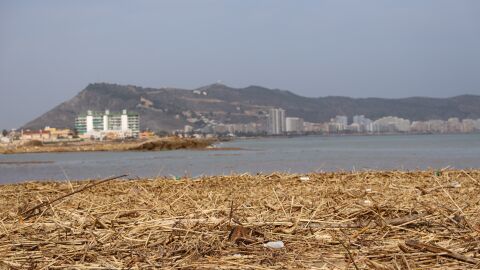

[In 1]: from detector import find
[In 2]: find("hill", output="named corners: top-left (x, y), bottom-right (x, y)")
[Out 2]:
top-left (22, 83), bottom-right (480, 131)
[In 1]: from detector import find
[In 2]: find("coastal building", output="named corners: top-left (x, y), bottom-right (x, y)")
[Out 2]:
top-left (268, 108), bottom-right (286, 135)
top-left (303, 122), bottom-right (327, 133)
top-left (461, 119), bottom-right (476, 133)
top-left (184, 125), bottom-right (194, 133)
top-left (474, 119), bottom-right (480, 131)
top-left (20, 130), bottom-right (51, 141)
top-left (411, 121), bottom-right (429, 133)
top-left (426, 120), bottom-right (447, 133)
top-left (0, 136), bottom-right (10, 144)
top-left (209, 122), bottom-right (264, 135)
top-left (285, 117), bottom-right (304, 133)
top-left (348, 123), bottom-right (361, 133)
top-left (373, 116), bottom-right (410, 133)
top-left (333, 115), bottom-right (348, 126)
top-left (75, 109), bottom-right (139, 139)
top-left (330, 115), bottom-right (348, 131)
top-left (446, 118), bottom-right (462, 133)
top-left (352, 115), bottom-right (373, 132)
top-left (44, 127), bottom-right (73, 139)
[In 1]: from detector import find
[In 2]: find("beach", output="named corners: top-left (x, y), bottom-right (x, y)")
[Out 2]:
top-left (1, 170), bottom-right (479, 269)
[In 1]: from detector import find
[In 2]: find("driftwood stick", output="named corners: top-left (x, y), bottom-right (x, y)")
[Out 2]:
top-left (405, 239), bottom-right (478, 265)
top-left (336, 230), bottom-right (360, 270)
top-left (22, 174), bottom-right (128, 219)
top-left (365, 259), bottom-right (394, 270)
top-left (382, 213), bottom-right (429, 226)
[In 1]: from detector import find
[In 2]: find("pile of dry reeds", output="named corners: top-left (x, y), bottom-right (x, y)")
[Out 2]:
top-left (1, 170), bottom-right (479, 269)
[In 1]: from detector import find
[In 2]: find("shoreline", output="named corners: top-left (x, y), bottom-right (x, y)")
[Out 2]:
top-left (2, 133), bottom-right (477, 154)
top-left (1, 169), bottom-right (479, 268)
top-left (0, 137), bottom-right (215, 155)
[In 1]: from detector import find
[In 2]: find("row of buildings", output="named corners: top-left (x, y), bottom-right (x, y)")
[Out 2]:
top-left (184, 107), bottom-right (480, 136)
top-left (3, 108), bottom-right (480, 143)
top-left (269, 109), bottom-right (480, 135)
top-left (0, 127), bottom-right (75, 143)
top-left (316, 116), bottom-right (480, 134)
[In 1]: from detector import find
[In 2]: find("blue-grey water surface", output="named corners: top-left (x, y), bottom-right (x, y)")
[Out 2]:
top-left (1, 134), bottom-right (479, 183)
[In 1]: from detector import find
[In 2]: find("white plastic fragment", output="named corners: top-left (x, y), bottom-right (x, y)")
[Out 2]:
top-left (363, 199), bottom-right (372, 206)
top-left (300, 176), bottom-right (310, 181)
top-left (365, 188), bottom-right (372, 193)
top-left (450, 181), bottom-right (461, 188)
top-left (263, 241), bottom-right (285, 249)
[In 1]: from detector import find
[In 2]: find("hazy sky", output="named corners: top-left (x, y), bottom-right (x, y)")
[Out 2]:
top-left (1, 1), bottom-right (480, 128)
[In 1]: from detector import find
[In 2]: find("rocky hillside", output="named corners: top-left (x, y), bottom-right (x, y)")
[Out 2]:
top-left (23, 83), bottom-right (480, 131)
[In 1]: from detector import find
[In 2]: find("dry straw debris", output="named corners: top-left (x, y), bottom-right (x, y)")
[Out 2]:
top-left (0, 170), bottom-right (479, 269)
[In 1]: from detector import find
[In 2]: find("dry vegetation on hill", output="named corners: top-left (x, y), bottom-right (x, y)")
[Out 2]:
top-left (1, 170), bottom-right (479, 269)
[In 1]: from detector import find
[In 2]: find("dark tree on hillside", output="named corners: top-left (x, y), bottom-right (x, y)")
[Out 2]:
top-left (2, 129), bottom-right (7, 137)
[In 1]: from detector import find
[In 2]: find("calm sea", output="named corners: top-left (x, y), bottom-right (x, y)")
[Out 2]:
top-left (1, 134), bottom-right (479, 183)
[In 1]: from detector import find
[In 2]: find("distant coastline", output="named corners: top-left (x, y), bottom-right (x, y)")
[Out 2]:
top-left (0, 137), bottom-right (215, 155)
top-left (233, 131), bottom-right (480, 140)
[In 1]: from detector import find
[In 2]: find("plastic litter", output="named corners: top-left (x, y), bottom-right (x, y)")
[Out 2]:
top-left (263, 241), bottom-right (285, 249)
top-left (450, 181), bottom-right (461, 188)
top-left (363, 199), bottom-right (372, 206)
top-left (299, 176), bottom-right (310, 181)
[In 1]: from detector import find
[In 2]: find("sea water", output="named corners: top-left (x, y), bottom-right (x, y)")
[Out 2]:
top-left (1, 134), bottom-right (479, 183)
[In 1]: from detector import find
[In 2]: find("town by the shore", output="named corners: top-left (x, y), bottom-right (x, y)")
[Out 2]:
top-left (2, 107), bottom-right (480, 156)
top-left (1, 170), bottom-right (479, 269)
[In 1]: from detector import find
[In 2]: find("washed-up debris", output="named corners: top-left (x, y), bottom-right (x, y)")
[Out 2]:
top-left (405, 239), bottom-right (478, 265)
top-left (0, 170), bottom-right (479, 269)
top-left (299, 176), bottom-right (310, 181)
top-left (228, 225), bottom-right (263, 244)
top-left (263, 241), bottom-right (285, 249)
top-left (450, 181), bottom-right (461, 188)
top-left (362, 199), bottom-right (373, 206)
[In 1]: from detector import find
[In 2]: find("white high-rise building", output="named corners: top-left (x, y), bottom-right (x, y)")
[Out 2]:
top-left (353, 115), bottom-right (373, 132)
top-left (268, 108), bottom-right (286, 135)
top-left (285, 117), bottom-right (304, 133)
top-left (330, 115), bottom-right (348, 131)
top-left (75, 109), bottom-right (139, 138)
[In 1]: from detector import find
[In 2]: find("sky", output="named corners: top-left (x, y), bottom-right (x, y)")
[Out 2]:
top-left (1, 1), bottom-right (480, 129)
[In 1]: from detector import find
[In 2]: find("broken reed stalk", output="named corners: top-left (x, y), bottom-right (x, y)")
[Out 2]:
top-left (337, 230), bottom-right (360, 270)
top-left (21, 174), bottom-right (128, 219)
top-left (405, 239), bottom-right (479, 265)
